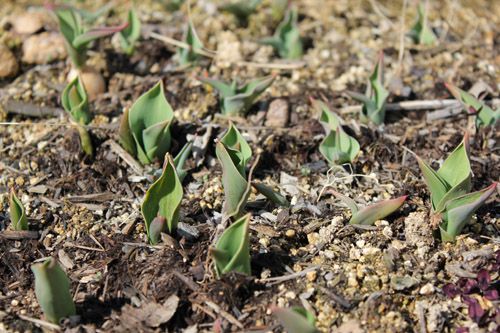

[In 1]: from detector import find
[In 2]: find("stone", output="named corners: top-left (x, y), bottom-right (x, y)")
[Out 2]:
top-left (0, 45), bottom-right (18, 78)
top-left (265, 99), bottom-right (289, 128)
top-left (22, 32), bottom-right (67, 64)
top-left (11, 12), bottom-right (47, 35)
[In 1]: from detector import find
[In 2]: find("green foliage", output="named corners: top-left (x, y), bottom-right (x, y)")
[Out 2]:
top-left (61, 77), bottom-right (93, 156)
top-left (210, 214), bottom-right (251, 276)
top-left (251, 182), bottom-right (290, 207)
top-left (220, 0), bottom-right (261, 25)
top-left (216, 124), bottom-right (253, 219)
top-left (31, 258), bottom-right (76, 324)
top-left (178, 20), bottom-right (203, 65)
top-left (313, 99), bottom-right (360, 165)
top-left (416, 134), bottom-right (497, 241)
top-left (260, 8), bottom-right (303, 60)
top-left (271, 0), bottom-right (288, 21)
top-left (445, 83), bottom-right (499, 128)
top-left (332, 191), bottom-right (407, 226)
top-left (408, 2), bottom-right (437, 45)
top-left (141, 154), bottom-right (183, 244)
top-left (52, 6), bottom-right (127, 68)
top-left (198, 75), bottom-right (275, 116)
top-left (348, 53), bottom-right (389, 125)
top-left (119, 9), bottom-right (141, 56)
top-left (272, 306), bottom-right (319, 333)
top-left (9, 190), bottom-right (28, 231)
top-left (173, 142), bottom-right (193, 182)
top-left (119, 80), bottom-right (175, 165)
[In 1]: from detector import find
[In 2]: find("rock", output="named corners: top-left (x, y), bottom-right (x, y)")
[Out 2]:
top-left (0, 45), bottom-right (18, 78)
top-left (404, 211), bottom-right (434, 251)
top-left (215, 31), bottom-right (242, 68)
top-left (265, 99), bottom-right (289, 128)
top-left (390, 275), bottom-right (419, 291)
top-left (11, 12), bottom-right (47, 35)
top-left (22, 32), bottom-right (67, 64)
top-left (419, 283), bottom-right (435, 295)
top-left (68, 67), bottom-right (106, 101)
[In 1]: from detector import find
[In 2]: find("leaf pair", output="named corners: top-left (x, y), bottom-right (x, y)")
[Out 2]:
top-left (313, 99), bottom-right (360, 165)
top-left (31, 258), bottom-right (76, 324)
top-left (119, 80), bottom-right (175, 165)
top-left (347, 53), bottom-right (389, 125)
top-left (220, 0), bottom-right (261, 25)
top-left (416, 134), bottom-right (498, 241)
top-left (331, 191), bottom-right (407, 226)
top-left (445, 83), bottom-right (499, 128)
top-left (260, 8), bottom-right (303, 60)
top-left (119, 9), bottom-right (141, 56)
top-left (178, 20), bottom-right (204, 65)
top-left (408, 2), bottom-right (437, 45)
top-left (142, 154), bottom-right (183, 244)
top-left (199, 75), bottom-right (275, 116)
top-left (52, 6), bottom-right (127, 68)
top-left (272, 306), bottom-right (319, 333)
top-left (61, 77), bottom-right (94, 156)
top-left (210, 214), bottom-right (251, 276)
top-left (9, 190), bottom-right (28, 231)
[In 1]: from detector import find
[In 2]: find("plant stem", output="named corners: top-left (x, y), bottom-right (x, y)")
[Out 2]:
top-left (75, 123), bottom-right (93, 156)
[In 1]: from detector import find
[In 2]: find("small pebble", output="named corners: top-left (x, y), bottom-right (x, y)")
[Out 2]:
top-left (306, 270), bottom-right (317, 282)
top-left (419, 283), bottom-right (435, 295)
top-left (285, 229), bottom-right (296, 238)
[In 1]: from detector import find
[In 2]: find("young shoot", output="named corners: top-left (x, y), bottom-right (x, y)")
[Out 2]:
top-left (408, 2), bottom-right (437, 45)
top-left (271, 306), bottom-right (319, 333)
top-left (119, 8), bottom-right (141, 56)
top-left (119, 80), bottom-right (175, 165)
top-left (220, 0), bottom-right (261, 25)
top-left (198, 75), bottom-right (275, 116)
top-left (445, 83), bottom-right (499, 128)
top-left (142, 154), bottom-right (183, 245)
top-left (9, 190), bottom-right (28, 231)
top-left (331, 191), bottom-right (407, 226)
top-left (347, 53), bottom-right (389, 125)
top-left (260, 8), bottom-right (303, 60)
top-left (31, 258), bottom-right (76, 324)
top-left (210, 214), bottom-right (251, 276)
top-left (178, 20), bottom-right (204, 65)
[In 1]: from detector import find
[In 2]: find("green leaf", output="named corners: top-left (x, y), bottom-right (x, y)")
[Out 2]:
top-left (252, 182), bottom-right (290, 207)
top-left (319, 126), bottom-right (360, 165)
top-left (408, 2), bottom-right (437, 45)
top-left (220, 0), bottom-right (261, 23)
top-left (416, 156), bottom-right (450, 210)
top-left (119, 9), bottom-right (141, 55)
top-left (127, 80), bottom-right (174, 165)
top-left (178, 20), bottom-right (204, 65)
top-left (220, 124), bottom-right (252, 175)
top-left (197, 76), bottom-right (237, 99)
top-left (61, 76), bottom-right (91, 125)
top-left (173, 142), bottom-right (193, 182)
top-left (210, 214), bottom-right (251, 276)
top-left (118, 107), bottom-right (137, 157)
top-left (141, 154), bottom-right (183, 244)
top-left (445, 83), bottom-right (499, 128)
top-left (350, 196), bottom-right (407, 225)
top-left (330, 190), bottom-right (359, 215)
top-left (311, 98), bottom-right (340, 129)
top-left (440, 182), bottom-right (497, 242)
top-left (260, 8), bottom-right (303, 60)
top-left (272, 306), bottom-right (319, 333)
top-left (72, 22), bottom-right (128, 49)
top-left (222, 75), bottom-right (275, 115)
top-left (54, 8), bottom-right (84, 46)
top-left (9, 190), bottom-right (28, 231)
top-left (31, 258), bottom-right (76, 324)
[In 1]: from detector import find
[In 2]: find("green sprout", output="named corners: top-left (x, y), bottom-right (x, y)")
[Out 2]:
top-left (312, 99), bottom-right (360, 165)
top-left (272, 306), bottom-right (319, 333)
top-left (415, 133), bottom-right (498, 242)
top-left (198, 75), bottom-right (275, 116)
top-left (178, 20), bottom-right (203, 66)
top-left (347, 53), bottom-right (389, 125)
top-left (173, 142), bottom-right (193, 182)
top-left (31, 258), bottom-right (76, 324)
top-left (50, 5), bottom-right (127, 68)
top-left (220, 0), bottom-right (261, 25)
top-left (142, 153), bottom-right (183, 245)
top-left (119, 9), bottom-right (141, 56)
top-left (260, 8), bottom-right (303, 60)
top-left (331, 191), bottom-right (407, 226)
top-left (210, 214), bottom-right (251, 276)
top-left (9, 190), bottom-right (28, 231)
top-left (61, 76), bottom-right (94, 156)
top-left (119, 80), bottom-right (175, 165)
top-left (271, 0), bottom-right (288, 22)
top-left (445, 83), bottom-right (499, 128)
top-left (408, 2), bottom-right (437, 45)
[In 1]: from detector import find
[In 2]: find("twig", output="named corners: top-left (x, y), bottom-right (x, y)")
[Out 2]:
top-left (104, 139), bottom-right (144, 175)
top-left (258, 265), bottom-right (320, 285)
top-left (18, 314), bottom-right (61, 331)
top-left (1, 100), bottom-right (63, 118)
top-left (340, 99), bottom-right (461, 114)
top-left (204, 300), bottom-right (244, 329)
top-left (319, 286), bottom-right (352, 309)
top-left (172, 271), bottom-right (199, 291)
top-left (0, 230), bottom-right (39, 240)
top-left (148, 32), bottom-right (216, 58)
top-left (396, 0), bottom-right (408, 76)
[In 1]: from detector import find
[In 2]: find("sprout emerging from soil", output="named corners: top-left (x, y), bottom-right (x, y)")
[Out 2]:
top-left (9, 190), bottom-right (28, 231)
top-left (210, 214), bottom-right (251, 276)
top-left (445, 83), bottom-right (499, 128)
top-left (312, 98), bottom-right (360, 165)
top-left (173, 142), bottom-right (193, 182)
top-left (178, 20), bottom-right (204, 65)
top-left (31, 258), bottom-right (76, 324)
top-left (220, 0), bottom-right (261, 25)
top-left (198, 75), bottom-right (275, 116)
top-left (331, 191), bottom-right (407, 226)
top-left (415, 133), bottom-right (498, 242)
top-left (61, 76), bottom-right (94, 156)
top-left (119, 80), bottom-right (175, 165)
top-left (347, 52), bottom-right (389, 125)
top-left (260, 8), bottom-right (303, 60)
top-left (119, 9), bottom-right (141, 56)
top-left (271, 306), bottom-right (319, 333)
top-left (142, 154), bottom-right (183, 244)
top-left (408, 2), bottom-right (437, 45)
